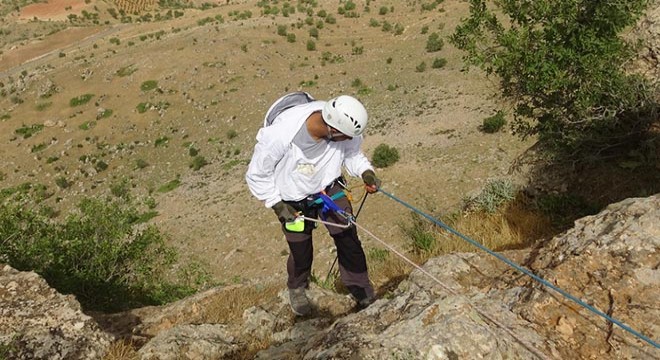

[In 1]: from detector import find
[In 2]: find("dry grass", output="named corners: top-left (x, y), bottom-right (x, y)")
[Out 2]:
top-left (103, 339), bottom-right (139, 360)
top-left (368, 197), bottom-right (553, 296)
top-left (199, 283), bottom-right (281, 325)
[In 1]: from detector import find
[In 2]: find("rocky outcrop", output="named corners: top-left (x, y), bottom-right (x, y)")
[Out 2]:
top-left (254, 194), bottom-right (659, 359)
top-left (2, 194), bottom-right (657, 359)
top-left (0, 265), bottom-right (112, 360)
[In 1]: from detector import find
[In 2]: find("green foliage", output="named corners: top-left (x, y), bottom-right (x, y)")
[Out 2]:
top-left (154, 136), bottom-right (169, 147)
top-left (401, 213), bottom-right (437, 254)
top-left (15, 124), bottom-right (44, 139)
top-left (415, 62), bottom-right (427, 72)
top-left (0, 197), bottom-right (208, 311)
top-left (372, 143), bottom-right (400, 168)
top-left (463, 179), bottom-right (516, 213)
top-left (158, 178), bottom-right (181, 193)
top-left (55, 177), bottom-right (69, 189)
top-left (226, 129), bottom-right (238, 139)
top-left (276, 24), bottom-right (287, 36)
top-left (431, 57), bottom-right (447, 69)
top-left (425, 32), bottom-right (444, 52)
top-left (286, 33), bottom-right (296, 43)
top-left (189, 155), bottom-right (208, 171)
top-left (140, 80), bottom-right (159, 91)
top-left (35, 102), bottom-right (52, 111)
top-left (69, 94), bottom-right (94, 107)
top-left (450, 0), bottom-right (658, 161)
top-left (135, 158), bottom-right (149, 169)
top-left (306, 40), bottom-right (316, 51)
top-left (481, 111), bottom-right (507, 133)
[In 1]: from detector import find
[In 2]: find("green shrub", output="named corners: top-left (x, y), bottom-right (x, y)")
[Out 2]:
top-left (415, 62), bottom-right (427, 72)
top-left (135, 159), bottom-right (149, 169)
top-left (140, 80), bottom-right (158, 91)
top-left (463, 179), bottom-right (516, 213)
top-left (15, 124), bottom-right (44, 139)
top-left (286, 33), bottom-right (296, 43)
top-left (401, 213), bottom-right (437, 254)
top-left (190, 155), bottom-right (208, 171)
top-left (276, 24), bottom-right (287, 36)
top-left (426, 32), bottom-right (444, 52)
top-left (0, 197), bottom-right (208, 311)
top-left (309, 27), bottom-right (319, 38)
top-left (226, 129), bottom-right (238, 139)
top-left (69, 94), bottom-right (94, 107)
top-left (158, 178), bottom-right (181, 193)
top-left (154, 136), bottom-right (169, 147)
top-left (481, 111), bottom-right (507, 133)
top-left (55, 177), bottom-right (69, 189)
top-left (450, 0), bottom-right (657, 160)
top-left (372, 143), bottom-right (400, 168)
top-left (136, 102), bottom-right (150, 113)
top-left (306, 40), bottom-right (316, 51)
top-left (432, 57), bottom-right (447, 69)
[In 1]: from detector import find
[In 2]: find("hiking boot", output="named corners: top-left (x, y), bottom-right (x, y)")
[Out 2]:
top-left (356, 296), bottom-right (375, 310)
top-left (288, 287), bottom-right (311, 316)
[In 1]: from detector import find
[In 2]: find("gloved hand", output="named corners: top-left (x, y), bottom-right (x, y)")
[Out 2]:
top-left (361, 170), bottom-right (381, 194)
top-left (272, 201), bottom-right (299, 223)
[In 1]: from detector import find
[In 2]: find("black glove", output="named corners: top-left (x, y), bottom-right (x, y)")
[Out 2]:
top-left (272, 201), bottom-right (298, 223)
top-left (361, 170), bottom-right (381, 192)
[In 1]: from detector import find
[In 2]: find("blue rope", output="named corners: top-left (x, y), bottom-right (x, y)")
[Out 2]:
top-left (378, 188), bottom-right (660, 349)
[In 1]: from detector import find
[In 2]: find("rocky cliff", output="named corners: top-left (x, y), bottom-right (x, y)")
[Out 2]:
top-left (1, 194), bottom-right (658, 359)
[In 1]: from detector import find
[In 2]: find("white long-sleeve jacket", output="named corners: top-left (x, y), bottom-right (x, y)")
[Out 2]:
top-left (245, 100), bottom-right (373, 208)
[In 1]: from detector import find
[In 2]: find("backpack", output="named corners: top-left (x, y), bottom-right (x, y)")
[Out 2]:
top-left (263, 92), bottom-right (315, 127)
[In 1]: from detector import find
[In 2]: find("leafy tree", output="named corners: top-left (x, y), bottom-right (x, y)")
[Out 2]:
top-left (450, 0), bottom-right (657, 161)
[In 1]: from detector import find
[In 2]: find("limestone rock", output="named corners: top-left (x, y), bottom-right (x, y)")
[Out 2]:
top-left (0, 265), bottom-right (112, 360)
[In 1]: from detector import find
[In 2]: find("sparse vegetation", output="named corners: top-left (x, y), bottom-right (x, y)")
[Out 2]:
top-left (69, 94), bottom-right (94, 107)
top-left (426, 32), bottom-right (444, 52)
top-left (140, 80), bottom-right (158, 91)
top-left (372, 143), bottom-right (400, 168)
top-left (15, 124), bottom-right (44, 139)
top-left (481, 111), bottom-right (507, 133)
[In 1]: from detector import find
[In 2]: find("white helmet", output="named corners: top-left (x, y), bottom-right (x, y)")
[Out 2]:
top-left (322, 95), bottom-right (368, 137)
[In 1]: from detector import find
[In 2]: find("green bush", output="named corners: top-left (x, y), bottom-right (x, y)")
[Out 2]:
top-left (190, 155), bottom-right (209, 171)
top-left (431, 57), bottom-right (447, 69)
top-left (306, 40), bottom-right (316, 51)
top-left (463, 179), bottom-right (516, 213)
top-left (481, 111), bottom-right (507, 133)
top-left (372, 143), bottom-right (400, 168)
top-left (0, 197), bottom-right (208, 311)
top-left (140, 80), bottom-right (158, 91)
top-left (450, 0), bottom-right (657, 161)
top-left (69, 94), bottom-right (94, 107)
top-left (425, 32), bottom-right (444, 52)
top-left (401, 213), bottom-right (437, 254)
top-left (15, 124), bottom-right (44, 139)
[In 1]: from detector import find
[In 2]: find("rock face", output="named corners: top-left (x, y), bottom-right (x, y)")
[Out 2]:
top-left (0, 265), bottom-right (112, 360)
top-left (255, 194), bottom-right (659, 359)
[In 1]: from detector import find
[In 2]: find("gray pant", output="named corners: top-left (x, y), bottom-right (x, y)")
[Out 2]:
top-left (281, 181), bottom-right (374, 301)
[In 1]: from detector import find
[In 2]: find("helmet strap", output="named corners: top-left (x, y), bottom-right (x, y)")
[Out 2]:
top-left (326, 124), bottom-right (336, 140)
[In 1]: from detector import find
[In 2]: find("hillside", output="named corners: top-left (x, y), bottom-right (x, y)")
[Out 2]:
top-left (1, 0), bottom-right (536, 285)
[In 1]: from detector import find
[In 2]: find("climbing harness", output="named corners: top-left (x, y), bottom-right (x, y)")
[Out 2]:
top-left (297, 187), bottom-right (660, 352)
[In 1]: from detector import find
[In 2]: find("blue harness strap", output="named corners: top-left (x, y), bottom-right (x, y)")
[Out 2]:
top-left (313, 192), bottom-right (347, 220)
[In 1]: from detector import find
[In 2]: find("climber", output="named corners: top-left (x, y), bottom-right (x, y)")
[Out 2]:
top-left (245, 94), bottom-right (381, 316)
